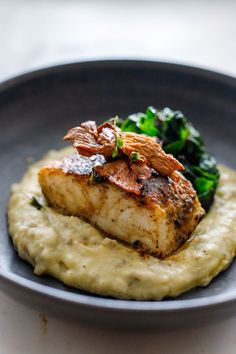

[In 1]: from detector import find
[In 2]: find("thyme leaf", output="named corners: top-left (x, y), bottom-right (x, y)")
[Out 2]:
top-left (30, 196), bottom-right (43, 210)
top-left (89, 167), bottom-right (103, 184)
top-left (111, 115), bottom-right (123, 158)
top-left (130, 151), bottom-right (140, 162)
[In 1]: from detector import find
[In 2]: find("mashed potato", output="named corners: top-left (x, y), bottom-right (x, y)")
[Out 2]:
top-left (7, 147), bottom-right (236, 300)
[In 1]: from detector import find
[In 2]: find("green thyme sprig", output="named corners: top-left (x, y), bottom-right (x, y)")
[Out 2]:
top-left (89, 167), bottom-right (103, 184)
top-left (130, 151), bottom-right (140, 163)
top-left (111, 116), bottom-right (123, 158)
top-left (30, 196), bottom-right (43, 210)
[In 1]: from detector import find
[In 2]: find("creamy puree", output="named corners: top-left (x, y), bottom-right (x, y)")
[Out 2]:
top-left (8, 147), bottom-right (236, 300)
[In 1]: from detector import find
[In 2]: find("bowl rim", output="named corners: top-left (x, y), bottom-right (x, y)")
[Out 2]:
top-left (1, 268), bottom-right (236, 312)
top-left (1, 59), bottom-right (236, 313)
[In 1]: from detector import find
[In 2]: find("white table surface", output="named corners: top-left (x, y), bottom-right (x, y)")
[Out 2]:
top-left (1, 1), bottom-right (236, 353)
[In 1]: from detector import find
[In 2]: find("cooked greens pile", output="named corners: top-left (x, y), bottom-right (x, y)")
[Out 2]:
top-left (120, 106), bottom-right (219, 210)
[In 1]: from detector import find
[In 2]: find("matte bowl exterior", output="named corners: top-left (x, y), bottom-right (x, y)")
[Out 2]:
top-left (0, 60), bottom-right (236, 330)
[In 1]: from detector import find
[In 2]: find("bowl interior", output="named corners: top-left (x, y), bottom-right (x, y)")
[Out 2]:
top-left (1, 60), bottom-right (236, 307)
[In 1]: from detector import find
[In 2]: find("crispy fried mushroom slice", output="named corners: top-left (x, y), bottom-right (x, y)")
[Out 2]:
top-left (95, 160), bottom-right (142, 195)
top-left (122, 133), bottom-right (184, 176)
top-left (64, 121), bottom-right (116, 157)
top-left (64, 120), bottom-right (184, 178)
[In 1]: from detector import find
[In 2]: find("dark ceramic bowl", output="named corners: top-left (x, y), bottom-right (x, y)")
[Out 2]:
top-left (0, 60), bottom-right (236, 330)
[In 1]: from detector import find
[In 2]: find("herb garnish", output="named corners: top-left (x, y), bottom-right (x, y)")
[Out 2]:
top-left (30, 196), bottom-right (43, 210)
top-left (111, 116), bottom-right (123, 158)
top-left (119, 106), bottom-right (220, 210)
top-left (89, 167), bottom-right (104, 184)
top-left (130, 151), bottom-right (140, 162)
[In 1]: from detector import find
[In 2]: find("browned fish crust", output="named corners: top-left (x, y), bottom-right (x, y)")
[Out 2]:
top-left (51, 154), bottom-right (197, 207)
top-left (39, 153), bottom-right (204, 258)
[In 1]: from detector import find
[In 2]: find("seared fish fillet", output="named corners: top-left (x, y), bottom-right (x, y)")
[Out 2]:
top-left (39, 154), bottom-right (204, 258)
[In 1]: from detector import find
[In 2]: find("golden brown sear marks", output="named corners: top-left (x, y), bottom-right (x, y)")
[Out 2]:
top-left (47, 153), bottom-right (196, 208)
top-left (56, 153), bottom-right (106, 176)
top-left (49, 153), bottom-right (149, 195)
top-left (142, 173), bottom-right (196, 207)
top-left (43, 153), bottom-right (202, 213)
top-left (39, 155), bottom-right (204, 258)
